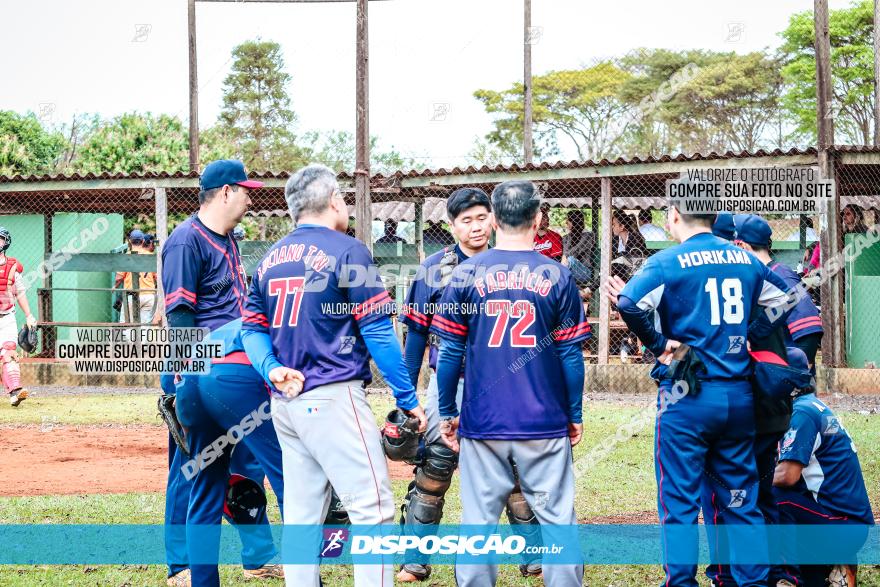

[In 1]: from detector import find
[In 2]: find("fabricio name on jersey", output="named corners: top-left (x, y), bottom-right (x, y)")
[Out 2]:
top-left (677, 249), bottom-right (753, 269)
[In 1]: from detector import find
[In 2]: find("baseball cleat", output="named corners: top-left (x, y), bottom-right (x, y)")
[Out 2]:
top-left (243, 563), bottom-right (284, 580)
top-left (9, 389), bottom-right (27, 407)
top-left (396, 563), bottom-right (431, 581)
top-left (519, 562), bottom-right (543, 577)
top-left (166, 569), bottom-right (191, 586)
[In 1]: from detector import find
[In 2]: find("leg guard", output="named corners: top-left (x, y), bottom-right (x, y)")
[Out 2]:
top-left (1, 342), bottom-right (21, 393)
top-left (324, 489), bottom-right (351, 525)
top-left (399, 443), bottom-right (458, 580)
top-left (506, 484), bottom-right (544, 576)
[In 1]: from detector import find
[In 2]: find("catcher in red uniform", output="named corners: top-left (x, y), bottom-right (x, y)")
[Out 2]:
top-left (0, 227), bottom-right (37, 406)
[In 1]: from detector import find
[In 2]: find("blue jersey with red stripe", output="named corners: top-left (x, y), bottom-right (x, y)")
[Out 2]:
top-left (400, 244), bottom-right (469, 370)
top-left (161, 214), bottom-right (249, 355)
top-left (242, 225), bottom-right (394, 393)
top-left (769, 261), bottom-right (823, 342)
top-left (778, 394), bottom-right (874, 524)
top-left (431, 249), bottom-right (590, 439)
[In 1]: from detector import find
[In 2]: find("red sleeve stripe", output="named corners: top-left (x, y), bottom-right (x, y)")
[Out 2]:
top-left (242, 310), bottom-right (269, 326)
top-left (405, 306), bottom-right (429, 320)
top-left (789, 315), bottom-right (822, 328)
top-left (554, 322), bottom-right (590, 337)
top-left (553, 323), bottom-right (591, 341)
top-left (789, 317), bottom-right (823, 334)
top-left (432, 320), bottom-right (468, 336)
top-left (401, 307), bottom-right (430, 327)
top-left (353, 291), bottom-right (393, 320)
top-left (165, 287), bottom-right (197, 305)
top-left (432, 315), bottom-right (468, 335)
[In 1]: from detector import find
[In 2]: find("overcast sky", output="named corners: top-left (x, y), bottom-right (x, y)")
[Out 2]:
top-left (3, 0), bottom-right (854, 169)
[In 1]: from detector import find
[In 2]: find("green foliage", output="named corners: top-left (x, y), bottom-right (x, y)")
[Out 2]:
top-left (0, 110), bottom-right (65, 176)
top-left (74, 112), bottom-right (188, 174)
top-left (780, 0), bottom-right (875, 144)
top-left (302, 130), bottom-right (414, 175)
top-left (217, 40), bottom-right (309, 172)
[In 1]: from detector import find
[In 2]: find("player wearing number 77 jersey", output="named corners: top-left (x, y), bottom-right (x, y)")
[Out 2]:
top-left (611, 204), bottom-right (793, 587)
top-left (241, 164), bottom-right (426, 587)
top-left (432, 180), bottom-right (589, 587)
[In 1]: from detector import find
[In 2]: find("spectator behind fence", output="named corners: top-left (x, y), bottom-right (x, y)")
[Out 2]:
top-left (561, 209), bottom-right (595, 287)
top-left (376, 219), bottom-right (405, 244)
top-left (842, 204), bottom-right (868, 234)
top-left (533, 203), bottom-right (564, 261)
top-left (114, 229), bottom-right (159, 324)
top-left (611, 210), bottom-right (647, 262)
top-left (423, 220), bottom-right (456, 246)
top-left (637, 209), bottom-right (666, 241)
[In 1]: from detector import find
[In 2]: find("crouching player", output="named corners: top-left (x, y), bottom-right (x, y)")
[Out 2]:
top-left (773, 349), bottom-right (875, 587)
top-left (396, 188), bottom-right (543, 581)
top-left (0, 227), bottom-right (36, 407)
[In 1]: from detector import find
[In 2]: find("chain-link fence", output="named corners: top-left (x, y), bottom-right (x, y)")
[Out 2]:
top-left (3, 148), bottom-right (880, 393)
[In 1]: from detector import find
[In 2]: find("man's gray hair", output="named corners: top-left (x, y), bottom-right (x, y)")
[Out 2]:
top-left (491, 180), bottom-right (541, 231)
top-left (285, 164), bottom-right (339, 222)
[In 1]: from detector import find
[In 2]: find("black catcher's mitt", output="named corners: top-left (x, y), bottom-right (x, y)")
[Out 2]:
top-left (158, 394), bottom-right (190, 456)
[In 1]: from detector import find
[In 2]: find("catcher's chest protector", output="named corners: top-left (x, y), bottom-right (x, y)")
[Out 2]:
top-left (0, 258), bottom-right (21, 313)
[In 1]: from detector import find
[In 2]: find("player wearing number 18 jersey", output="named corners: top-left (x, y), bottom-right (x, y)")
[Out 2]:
top-left (615, 205), bottom-right (792, 587)
top-left (432, 181), bottom-right (588, 587)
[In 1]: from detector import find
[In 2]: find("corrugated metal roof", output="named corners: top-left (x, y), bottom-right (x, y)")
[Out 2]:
top-left (0, 146), bottom-right (827, 184)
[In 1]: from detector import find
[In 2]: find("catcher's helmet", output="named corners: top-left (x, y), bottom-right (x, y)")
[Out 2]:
top-left (223, 474), bottom-right (267, 525)
top-left (382, 409), bottom-right (421, 462)
top-left (0, 227), bottom-right (10, 253)
top-left (18, 325), bottom-right (37, 354)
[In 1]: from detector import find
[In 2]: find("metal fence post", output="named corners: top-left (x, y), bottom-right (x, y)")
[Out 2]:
top-left (598, 177), bottom-right (612, 364)
top-left (155, 187), bottom-right (168, 326)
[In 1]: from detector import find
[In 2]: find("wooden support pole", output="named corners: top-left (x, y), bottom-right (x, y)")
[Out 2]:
top-left (875, 0), bottom-right (880, 145)
top-left (597, 178), bottom-right (612, 364)
top-left (815, 0), bottom-right (845, 366)
top-left (155, 187), bottom-right (169, 325)
top-left (523, 0), bottom-right (533, 165)
top-left (188, 0), bottom-right (200, 172)
top-left (354, 0), bottom-right (372, 250)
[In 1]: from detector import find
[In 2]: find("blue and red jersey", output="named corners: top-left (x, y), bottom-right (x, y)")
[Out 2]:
top-left (242, 225), bottom-right (394, 393)
top-left (161, 214), bottom-right (249, 355)
top-left (400, 244), bottom-right (469, 370)
top-left (769, 261), bottom-right (823, 342)
top-left (778, 394), bottom-right (874, 525)
top-left (431, 249), bottom-right (590, 439)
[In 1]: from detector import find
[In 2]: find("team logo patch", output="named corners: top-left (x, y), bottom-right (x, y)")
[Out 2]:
top-left (823, 416), bottom-right (841, 435)
top-left (307, 407), bottom-right (320, 414)
top-left (320, 528), bottom-right (348, 558)
top-left (533, 492), bottom-right (549, 510)
top-left (728, 489), bottom-right (747, 508)
top-left (338, 336), bottom-right (356, 355)
top-left (781, 429), bottom-right (797, 452)
top-left (383, 421), bottom-right (401, 438)
top-left (726, 336), bottom-right (745, 354)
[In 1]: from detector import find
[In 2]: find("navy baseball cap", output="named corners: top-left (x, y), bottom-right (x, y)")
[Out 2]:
top-left (737, 215), bottom-right (772, 247)
top-left (129, 229), bottom-right (146, 241)
top-left (200, 159), bottom-right (264, 191)
top-left (712, 213), bottom-right (736, 240)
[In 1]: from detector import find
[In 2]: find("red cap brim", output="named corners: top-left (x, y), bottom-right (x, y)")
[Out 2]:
top-left (236, 180), bottom-right (264, 189)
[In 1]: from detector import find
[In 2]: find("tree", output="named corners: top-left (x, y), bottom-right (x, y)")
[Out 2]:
top-left (474, 63), bottom-right (632, 161)
top-left (779, 0), bottom-right (875, 145)
top-left (74, 112), bottom-right (188, 174)
top-left (0, 110), bottom-right (64, 176)
top-left (302, 130), bottom-right (414, 175)
top-left (665, 53), bottom-right (783, 152)
top-left (217, 40), bottom-right (309, 171)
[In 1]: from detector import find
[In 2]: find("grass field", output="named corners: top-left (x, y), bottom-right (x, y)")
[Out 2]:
top-left (0, 392), bottom-right (877, 586)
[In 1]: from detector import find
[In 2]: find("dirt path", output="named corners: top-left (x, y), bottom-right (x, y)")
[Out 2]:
top-left (0, 425), bottom-right (413, 496)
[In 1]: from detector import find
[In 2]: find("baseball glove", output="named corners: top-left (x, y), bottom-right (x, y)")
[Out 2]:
top-left (667, 343), bottom-right (706, 398)
top-left (158, 394), bottom-right (190, 456)
top-left (17, 324), bottom-right (37, 354)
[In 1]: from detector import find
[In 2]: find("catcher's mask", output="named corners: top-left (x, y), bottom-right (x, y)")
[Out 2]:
top-left (18, 325), bottom-right (37, 354)
top-left (223, 474), bottom-right (267, 525)
top-left (0, 227), bottom-right (10, 253)
top-left (382, 409), bottom-right (421, 462)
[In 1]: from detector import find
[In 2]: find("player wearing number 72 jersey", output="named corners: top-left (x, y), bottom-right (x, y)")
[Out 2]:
top-left (615, 205), bottom-right (793, 587)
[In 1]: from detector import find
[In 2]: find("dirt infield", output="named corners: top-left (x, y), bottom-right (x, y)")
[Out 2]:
top-left (1, 425), bottom-right (414, 496)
